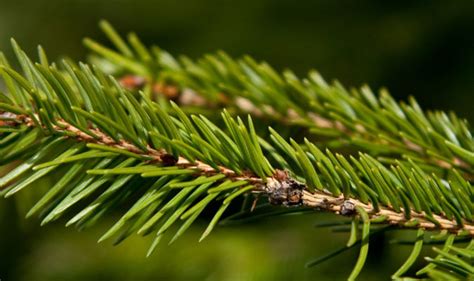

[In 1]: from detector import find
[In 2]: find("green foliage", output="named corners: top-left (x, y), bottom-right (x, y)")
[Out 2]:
top-left (87, 21), bottom-right (474, 179)
top-left (0, 23), bottom-right (472, 280)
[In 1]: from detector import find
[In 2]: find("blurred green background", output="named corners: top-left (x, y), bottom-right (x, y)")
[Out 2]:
top-left (0, 0), bottom-right (473, 280)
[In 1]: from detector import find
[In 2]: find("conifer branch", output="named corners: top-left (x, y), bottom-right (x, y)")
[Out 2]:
top-left (0, 32), bottom-right (472, 279)
top-left (85, 21), bottom-right (474, 180)
top-left (5, 110), bottom-right (473, 236)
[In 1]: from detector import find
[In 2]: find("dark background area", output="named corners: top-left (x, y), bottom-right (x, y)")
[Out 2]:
top-left (0, 0), bottom-right (473, 280)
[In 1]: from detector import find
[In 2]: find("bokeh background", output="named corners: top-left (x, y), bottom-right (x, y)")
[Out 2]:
top-left (0, 0), bottom-right (473, 280)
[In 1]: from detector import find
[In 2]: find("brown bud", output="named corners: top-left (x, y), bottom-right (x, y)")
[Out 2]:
top-left (340, 200), bottom-right (356, 216)
top-left (153, 83), bottom-right (180, 100)
top-left (273, 169), bottom-right (288, 181)
top-left (119, 75), bottom-right (147, 90)
top-left (0, 112), bottom-right (18, 127)
top-left (266, 175), bottom-right (304, 207)
top-left (160, 153), bottom-right (178, 166)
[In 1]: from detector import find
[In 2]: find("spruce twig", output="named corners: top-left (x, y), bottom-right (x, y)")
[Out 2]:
top-left (0, 32), bottom-right (473, 280)
top-left (3, 110), bottom-right (473, 236)
top-left (85, 21), bottom-right (474, 179)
